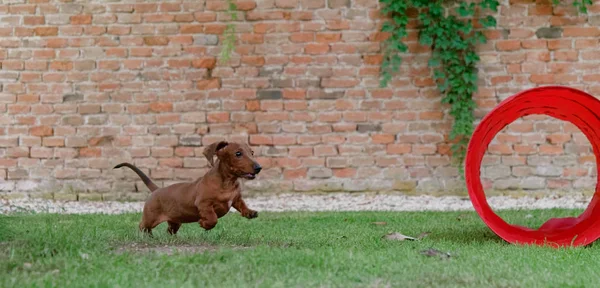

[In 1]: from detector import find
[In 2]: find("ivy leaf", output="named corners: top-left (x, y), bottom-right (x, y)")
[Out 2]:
top-left (429, 3), bottom-right (444, 17)
top-left (480, 0), bottom-right (500, 12)
top-left (438, 80), bottom-right (449, 93)
top-left (433, 69), bottom-right (445, 79)
top-left (380, 74), bottom-right (392, 88)
top-left (480, 15), bottom-right (497, 28)
top-left (459, 22), bottom-right (473, 34)
top-left (393, 15), bottom-right (408, 26)
top-left (390, 54), bottom-right (402, 72)
top-left (464, 52), bottom-right (479, 65)
top-left (428, 58), bottom-right (441, 68)
top-left (419, 34), bottom-right (433, 46)
top-left (457, 2), bottom-right (475, 17)
top-left (474, 31), bottom-right (487, 44)
top-left (381, 21), bottom-right (395, 33)
top-left (395, 42), bottom-right (408, 53)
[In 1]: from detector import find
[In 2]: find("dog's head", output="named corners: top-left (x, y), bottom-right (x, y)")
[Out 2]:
top-left (203, 141), bottom-right (262, 180)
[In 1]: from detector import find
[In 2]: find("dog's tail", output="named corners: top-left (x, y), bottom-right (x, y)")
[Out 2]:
top-left (113, 162), bottom-right (159, 192)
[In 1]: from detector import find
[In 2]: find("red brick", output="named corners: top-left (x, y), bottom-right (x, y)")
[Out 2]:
top-left (539, 144), bottom-right (563, 155)
top-left (24, 16), bottom-right (45, 26)
top-left (547, 133), bottom-right (571, 144)
top-left (192, 57), bottom-right (217, 69)
top-left (43, 137), bottom-right (64, 147)
top-left (242, 56), bottom-right (265, 66)
top-left (34, 27), bottom-right (58, 36)
top-left (156, 114), bottom-right (181, 125)
top-left (197, 78), bottom-right (221, 90)
top-left (316, 33), bottom-right (341, 43)
top-left (236, 1), bottom-right (257, 10)
top-left (371, 134), bottom-right (394, 144)
top-left (254, 23), bottom-right (276, 34)
top-left (7, 147), bottom-right (29, 158)
top-left (283, 168), bottom-right (307, 179)
top-left (547, 39), bottom-right (572, 50)
top-left (275, 0), bottom-right (298, 8)
top-left (207, 112), bottom-right (229, 123)
top-left (321, 78), bottom-right (359, 88)
top-left (180, 24), bottom-right (204, 34)
top-left (0, 158), bottom-right (18, 168)
top-left (289, 147), bottom-right (313, 157)
top-left (71, 15), bottom-right (92, 25)
top-left (30, 126), bottom-right (53, 137)
top-left (80, 147), bottom-right (102, 157)
top-left (50, 61), bottom-right (73, 71)
top-left (488, 144), bottom-right (513, 155)
top-left (333, 168), bottom-right (356, 178)
top-left (387, 144), bottom-right (411, 154)
top-left (31, 147), bottom-right (53, 158)
top-left (553, 51), bottom-right (578, 62)
top-left (273, 135), bottom-right (296, 145)
top-left (204, 24), bottom-right (226, 35)
top-left (194, 12), bottom-right (217, 22)
top-left (246, 100), bottom-right (260, 111)
top-left (305, 43), bottom-right (329, 54)
top-left (326, 20), bottom-right (350, 30)
top-left (250, 135), bottom-right (273, 145)
top-left (149, 102), bottom-right (173, 113)
top-left (563, 27), bottom-right (600, 37)
top-left (144, 36), bottom-right (169, 46)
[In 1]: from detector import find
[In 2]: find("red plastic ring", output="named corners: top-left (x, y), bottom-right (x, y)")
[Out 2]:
top-left (466, 86), bottom-right (600, 247)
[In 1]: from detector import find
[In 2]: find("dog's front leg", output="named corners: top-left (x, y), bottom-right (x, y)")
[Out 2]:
top-left (232, 196), bottom-right (258, 219)
top-left (198, 206), bottom-right (218, 230)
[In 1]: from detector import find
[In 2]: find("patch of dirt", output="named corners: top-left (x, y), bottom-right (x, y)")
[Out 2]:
top-left (114, 243), bottom-right (250, 255)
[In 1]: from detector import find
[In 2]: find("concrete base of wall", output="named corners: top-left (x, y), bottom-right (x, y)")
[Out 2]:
top-left (1, 187), bottom-right (595, 202)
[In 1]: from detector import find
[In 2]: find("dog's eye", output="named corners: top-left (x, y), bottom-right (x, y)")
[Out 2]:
top-left (235, 151), bottom-right (242, 157)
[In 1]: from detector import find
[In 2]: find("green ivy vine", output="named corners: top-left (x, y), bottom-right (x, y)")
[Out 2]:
top-left (219, 0), bottom-right (238, 63)
top-left (379, 0), bottom-right (590, 177)
top-left (557, 0), bottom-right (593, 13)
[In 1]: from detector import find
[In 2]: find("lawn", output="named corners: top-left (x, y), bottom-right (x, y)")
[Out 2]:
top-left (1, 208), bottom-right (599, 288)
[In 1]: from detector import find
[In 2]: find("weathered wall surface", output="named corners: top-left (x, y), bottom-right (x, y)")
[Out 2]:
top-left (0, 0), bottom-right (598, 200)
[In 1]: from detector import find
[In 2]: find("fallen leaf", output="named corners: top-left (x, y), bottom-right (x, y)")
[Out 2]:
top-left (383, 232), bottom-right (416, 241)
top-left (417, 232), bottom-right (431, 240)
top-left (420, 248), bottom-right (451, 259)
top-left (372, 222), bottom-right (387, 226)
top-left (23, 263), bottom-right (32, 269)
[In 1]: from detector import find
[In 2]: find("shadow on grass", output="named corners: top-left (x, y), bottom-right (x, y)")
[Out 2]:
top-left (429, 225), bottom-right (506, 245)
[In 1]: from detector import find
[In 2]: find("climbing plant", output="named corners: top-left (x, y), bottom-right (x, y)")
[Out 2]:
top-left (219, 0), bottom-right (238, 63)
top-left (556, 0), bottom-right (593, 13)
top-left (379, 0), bottom-right (591, 176)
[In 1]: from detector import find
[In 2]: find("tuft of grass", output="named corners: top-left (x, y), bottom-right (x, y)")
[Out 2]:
top-left (1, 209), bottom-right (600, 287)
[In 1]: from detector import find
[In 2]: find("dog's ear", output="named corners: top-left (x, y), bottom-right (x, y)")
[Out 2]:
top-left (203, 141), bottom-right (228, 167)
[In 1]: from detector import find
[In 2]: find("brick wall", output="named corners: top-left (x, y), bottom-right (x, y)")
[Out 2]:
top-left (0, 0), bottom-right (598, 200)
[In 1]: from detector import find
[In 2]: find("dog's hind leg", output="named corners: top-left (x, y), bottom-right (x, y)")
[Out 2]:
top-left (139, 215), bottom-right (162, 237)
top-left (167, 221), bottom-right (181, 235)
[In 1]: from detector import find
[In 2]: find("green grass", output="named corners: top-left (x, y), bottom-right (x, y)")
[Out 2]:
top-left (1, 208), bottom-right (599, 287)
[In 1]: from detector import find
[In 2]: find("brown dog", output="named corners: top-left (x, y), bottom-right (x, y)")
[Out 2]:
top-left (114, 141), bottom-right (261, 236)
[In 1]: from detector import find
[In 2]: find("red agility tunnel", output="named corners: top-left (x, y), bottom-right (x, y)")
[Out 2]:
top-left (465, 86), bottom-right (600, 247)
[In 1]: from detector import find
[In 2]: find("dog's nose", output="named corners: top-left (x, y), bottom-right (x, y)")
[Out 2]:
top-left (253, 163), bottom-right (262, 174)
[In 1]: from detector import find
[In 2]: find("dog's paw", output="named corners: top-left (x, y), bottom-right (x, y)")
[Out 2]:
top-left (245, 210), bottom-right (258, 219)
